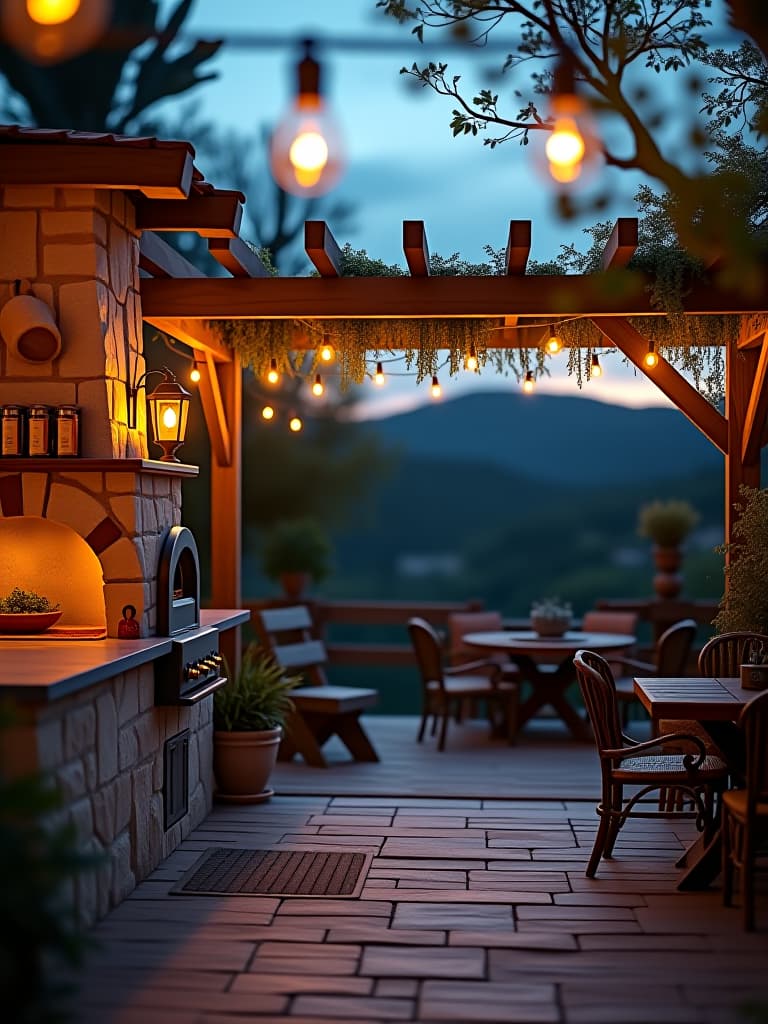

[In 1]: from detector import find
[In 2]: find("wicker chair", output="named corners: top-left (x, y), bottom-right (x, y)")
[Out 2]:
top-left (573, 649), bottom-right (728, 878)
top-left (408, 617), bottom-right (519, 751)
top-left (721, 688), bottom-right (768, 931)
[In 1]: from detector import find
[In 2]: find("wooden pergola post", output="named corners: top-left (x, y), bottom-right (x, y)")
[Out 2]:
top-left (725, 330), bottom-right (765, 558)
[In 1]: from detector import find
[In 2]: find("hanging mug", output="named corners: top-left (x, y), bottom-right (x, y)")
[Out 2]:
top-left (0, 283), bottom-right (61, 363)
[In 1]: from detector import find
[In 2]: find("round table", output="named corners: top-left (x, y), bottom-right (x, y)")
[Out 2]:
top-left (462, 630), bottom-right (636, 740)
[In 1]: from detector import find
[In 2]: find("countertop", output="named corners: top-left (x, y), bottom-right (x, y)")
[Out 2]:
top-left (0, 608), bottom-right (250, 702)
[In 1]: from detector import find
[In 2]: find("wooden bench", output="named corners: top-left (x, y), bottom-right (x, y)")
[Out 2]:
top-left (255, 605), bottom-right (379, 768)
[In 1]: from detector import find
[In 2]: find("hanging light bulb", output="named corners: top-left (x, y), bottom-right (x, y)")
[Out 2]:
top-left (289, 414), bottom-right (303, 433)
top-left (261, 405), bottom-right (275, 421)
top-left (189, 366), bottom-right (201, 384)
top-left (269, 39), bottom-right (345, 198)
top-left (546, 325), bottom-right (563, 355)
top-left (590, 353), bottom-right (603, 378)
top-left (374, 361), bottom-right (385, 387)
top-left (2, 0), bottom-right (111, 64)
top-left (266, 358), bottom-right (280, 385)
top-left (522, 370), bottom-right (536, 394)
top-left (430, 375), bottom-right (442, 399)
top-left (643, 341), bottom-right (659, 369)
top-left (465, 344), bottom-right (478, 372)
top-left (311, 373), bottom-right (324, 397)
top-left (319, 337), bottom-right (335, 362)
top-left (543, 50), bottom-right (599, 185)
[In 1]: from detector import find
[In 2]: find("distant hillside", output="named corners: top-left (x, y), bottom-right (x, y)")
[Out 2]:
top-left (361, 391), bottom-right (721, 484)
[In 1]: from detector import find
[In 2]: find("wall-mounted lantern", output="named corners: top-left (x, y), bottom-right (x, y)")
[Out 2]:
top-left (128, 366), bottom-right (191, 463)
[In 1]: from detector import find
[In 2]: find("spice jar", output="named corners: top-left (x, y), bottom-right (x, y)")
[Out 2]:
top-left (55, 405), bottom-right (80, 457)
top-left (0, 405), bottom-right (26, 456)
top-left (27, 404), bottom-right (52, 456)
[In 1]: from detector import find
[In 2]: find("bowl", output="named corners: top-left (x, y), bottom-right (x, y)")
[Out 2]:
top-left (530, 615), bottom-right (570, 638)
top-left (0, 610), bottom-right (63, 634)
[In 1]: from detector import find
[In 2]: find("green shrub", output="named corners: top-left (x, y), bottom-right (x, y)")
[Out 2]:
top-left (214, 646), bottom-right (300, 731)
top-left (261, 518), bottom-right (332, 583)
top-left (714, 485), bottom-right (768, 634)
top-left (0, 588), bottom-right (60, 613)
top-left (637, 499), bottom-right (699, 546)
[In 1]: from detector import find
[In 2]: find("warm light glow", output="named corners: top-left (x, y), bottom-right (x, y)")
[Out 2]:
top-left (643, 346), bottom-right (659, 369)
top-left (27, 0), bottom-right (80, 24)
top-left (289, 415), bottom-right (303, 432)
top-left (465, 345), bottom-right (478, 372)
top-left (374, 361), bottom-right (385, 387)
top-left (319, 341), bottom-right (334, 362)
top-left (431, 375), bottom-right (442, 399)
top-left (267, 357), bottom-right (280, 385)
top-left (312, 373), bottom-right (324, 397)
top-left (288, 130), bottom-right (329, 188)
top-left (546, 326), bottom-right (563, 355)
top-left (546, 118), bottom-right (586, 183)
top-left (160, 403), bottom-right (178, 431)
top-left (590, 354), bottom-right (603, 379)
top-left (523, 371), bottom-right (535, 394)
top-left (261, 405), bottom-right (275, 421)
top-left (189, 366), bottom-right (201, 384)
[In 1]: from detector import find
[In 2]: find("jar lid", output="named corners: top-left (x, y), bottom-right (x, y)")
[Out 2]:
top-left (28, 404), bottom-right (51, 413)
top-left (1, 405), bottom-right (26, 413)
top-left (56, 405), bottom-right (80, 414)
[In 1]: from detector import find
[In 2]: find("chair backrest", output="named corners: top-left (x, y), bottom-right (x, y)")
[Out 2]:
top-left (738, 689), bottom-right (768, 813)
top-left (408, 617), bottom-right (445, 693)
top-left (447, 610), bottom-right (504, 664)
top-left (698, 632), bottom-right (768, 676)
top-left (582, 610), bottom-right (639, 636)
top-left (255, 605), bottom-right (328, 686)
top-left (655, 618), bottom-right (697, 676)
top-left (573, 649), bottom-right (623, 753)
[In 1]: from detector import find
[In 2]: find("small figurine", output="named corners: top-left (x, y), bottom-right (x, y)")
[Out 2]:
top-left (117, 603), bottom-right (140, 639)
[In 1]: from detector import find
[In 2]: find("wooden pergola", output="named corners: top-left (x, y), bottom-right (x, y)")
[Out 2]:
top-left (5, 128), bottom-right (765, 614)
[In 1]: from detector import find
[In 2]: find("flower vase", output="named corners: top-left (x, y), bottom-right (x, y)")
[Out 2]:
top-left (652, 544), bottom-right (683, 599)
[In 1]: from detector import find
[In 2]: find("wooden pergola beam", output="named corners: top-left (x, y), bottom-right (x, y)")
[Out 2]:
top-left (139, 232), bottom-right (206, 279)
top-left (738, 326), bottom-right (767, 350)
top-left (505, 220), bottom-right (531, 275)
top-left (143, 316), bottom-right (233, 363)
top-left (140, 273), bottom-right (768, 321)
top-left (194, 352), bottom-right (231, 466)
top-left (403, 220), bottom-right (430, 277)
top-left (591, 316), bottom-right (728, 454)
top-left (741, 334), bottom-right (768, 464)
top-left (0, 143), bottom-right (194, 199)
top-left (305, 220), bottom-right (342, 277)
top-left (208, 237), bottom-right (270, 278)
top-left (601, 218), bottom-right (638, 269)
top-left (135, 192), bottom-right (243, 238)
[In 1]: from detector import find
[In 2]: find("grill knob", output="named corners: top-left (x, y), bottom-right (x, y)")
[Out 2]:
top-left (185, 664), bottom-right (202, 681)
top-left (200, 658), bottom-right (218, 672)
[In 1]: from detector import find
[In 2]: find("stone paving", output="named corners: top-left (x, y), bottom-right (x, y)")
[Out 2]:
top-left (71, 787), bottom-right (768, 1024)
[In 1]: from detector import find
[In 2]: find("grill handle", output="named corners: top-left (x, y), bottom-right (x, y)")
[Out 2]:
top-left (177, 675), bottom-right (228, 705)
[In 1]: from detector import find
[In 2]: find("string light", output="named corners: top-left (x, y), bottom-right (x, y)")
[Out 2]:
top-left (311, 373), bottom-right (324, 396)
top-left (261, 405), bottom-right (275, 420)
top-left (288, 414), bottom-right (303, 432)
top-left (319, 339), bottom-right (335, 362)
top-left (546, 325), bottom-right (563, 355)
top-left (430, 375), bottom-right (441, 399)
top-left (266, 357), bottom-right (280, 384)
top-left (189, 366), bottom-right (201, 384)
top-left (544, 50), bottom-right (598, 184)
top-left (2, 0), bottom-right (111, 64)
top-left (465, 343), bottom-right (478, 372)
top-left (522, 370), bottom-right (535, 393)
top-left (269, 39), bottom-right (345, 197)
top-left (374, 361), bottom-right (385, 386)
top-left (590, 353), bottom-right (603, 378)
top-left (643, 341), bottom-right (659, 368)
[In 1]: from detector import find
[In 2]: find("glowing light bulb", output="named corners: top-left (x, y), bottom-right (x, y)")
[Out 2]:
top-left (590, 353), bottom-right (603, 378)
top-left (546, 113), bottom-right (586, 183)
top-left (289, 415), bottom-right (303, 433)
top-left (161, 405), bottom-right (178, 430)
top-left (522, 371), bottom-right (535, 394)
top-left (431, 375), bottom-right (442, 399)
top-left (312, 373), bottom-right (324, 397)
top-left (541, 52), bottom-right (600, 185)
top-left (546, 326), bottom-right (563, 355)
top-left (267, 358), bottom-right (280, 385)
top-left (465, 345), bottom-right (478, 372)
top-left (269, 40), bottom-right (345, 197)
top-left (643, 344), bottom-right (659, 369)
top-left (27, 0), bottom-right (80, 23)
top-left (3, 0), bottom-right (111, 64)
top-left (189, 366), bottom-right (201, 384)
top-left (319, 340), bottom-right (334, 362)
top-left (261, 405), bottom-right (275, 421)
top-left (374, 361), bottom-right (385, 387)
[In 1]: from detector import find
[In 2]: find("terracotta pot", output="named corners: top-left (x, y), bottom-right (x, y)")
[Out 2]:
top-left (0, 294), bottom-right (61, 363)
top-left (213, 727), bottom-right (281, 801)
top-left (652, 544), bottom-right (683, 599)
top-left (279, 571), bottom-right (310, 601)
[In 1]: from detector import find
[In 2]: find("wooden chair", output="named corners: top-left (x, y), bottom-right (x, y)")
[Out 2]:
top-left (407, 616), bottom-right (519, 751)
top-left (573, 649), bottom-right (728, 878)
top-left (722, 688), bottom-right (768, 930)
top-left (254, 605), bottom-right (379, 768)
top-left (581, 610), bottom-right (640, 723)
top-left (446, 611), bottom-right (519, 678)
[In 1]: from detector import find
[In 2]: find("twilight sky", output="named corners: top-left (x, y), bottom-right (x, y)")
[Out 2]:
top-left (153, 0), bottom-right (681, 417)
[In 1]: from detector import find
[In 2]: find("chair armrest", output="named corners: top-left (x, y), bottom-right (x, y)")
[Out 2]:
top-left (610, 655), bottom-right (655, 674)
top-left (445, 658), bottom-right (501, 676)
top-left (602, 731), bottom-right (707, 769)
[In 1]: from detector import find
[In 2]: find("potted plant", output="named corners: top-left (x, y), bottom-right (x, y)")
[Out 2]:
top-left (0, 587), bottom-right (61, 634)
top-left (637, 499), bottom-right (699, 599)
top-left (530, 597), bottom-right (573, 638)
top-left (213, 645), bottom-right (300, 803)
top-left (261, 517), bottom-right (332, 600)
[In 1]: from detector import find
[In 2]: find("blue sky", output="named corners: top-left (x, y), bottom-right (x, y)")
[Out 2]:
top-left (154, 0), bottom-right (679, 417)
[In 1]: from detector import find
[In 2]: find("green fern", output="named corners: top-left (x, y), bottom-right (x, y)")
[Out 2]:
top-left (214, 646), bottom-right (299, 732)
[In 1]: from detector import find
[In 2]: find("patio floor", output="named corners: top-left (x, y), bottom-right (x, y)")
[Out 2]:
top-left (71, 716), bottom-right (768, 1024)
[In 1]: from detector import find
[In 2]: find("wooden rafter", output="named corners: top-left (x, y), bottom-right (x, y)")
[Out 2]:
top-left (601, 218), bottom-right (638, 269)
top-left (140, 273), bottom-right (768, 321)
top-left (139, 232), bottom-right (206, 279)
top-left (194, 352), bottom-right (231, 466)
top-left (738, 326), bottom-right (767, 350)
top-left (0, 143), bottom-right (193, 199)
top-left (144, 316), bottom-right (232, 363)
top-left (208, 237), bottom-right (270, 278)
top-left (305, 220), bottom-right (342, 277)
top-left (591, 316), bottom-right (728, 454)
top-left (403, 220), bottom-right (430, 277)
top-left (505, 220), bottom-right (531, 275)
top-left (741, 333), bottom-right (768, 464)
top-left (134, 192), bottom-right (243, 237)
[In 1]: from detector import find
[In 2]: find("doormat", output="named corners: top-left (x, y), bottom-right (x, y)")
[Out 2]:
top-left (171, 848), bottom-right (372, 898)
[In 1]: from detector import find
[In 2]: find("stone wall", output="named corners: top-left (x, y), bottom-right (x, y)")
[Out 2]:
top-left (7, 670), bottom-right (213, 926)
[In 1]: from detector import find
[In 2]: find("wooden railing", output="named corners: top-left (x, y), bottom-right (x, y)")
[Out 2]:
top-left (596, 597), bottom-right (719, 645)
